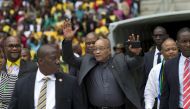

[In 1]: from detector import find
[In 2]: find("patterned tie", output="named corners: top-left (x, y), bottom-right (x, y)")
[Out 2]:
top-left (183, 58), bottom-right (190, 109)
top-left (37, 77), bottom-right (49, 109)
top-left (7, 63), bottom-right (19, 74)
top-left (157, 52), bottom-right (161, 64)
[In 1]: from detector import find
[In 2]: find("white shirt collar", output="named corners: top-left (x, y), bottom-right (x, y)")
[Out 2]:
top-left (155, 47), bottom-right (160, 56)
top-left (180, 53), bottom-right (187, 63)
top-left (36, 68), bottom-right (56, 82)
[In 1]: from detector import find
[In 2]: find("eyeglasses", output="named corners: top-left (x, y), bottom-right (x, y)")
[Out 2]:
top-left (86, 41), bottom-right (96, 45)
top-left (93, 47), bottom-right (109, 51)
top-left (6, 44), bottom-right (21, 48)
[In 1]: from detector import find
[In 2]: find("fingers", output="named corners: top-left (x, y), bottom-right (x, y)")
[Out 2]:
top-left (131, 34), bottom-right (135, 41)
top-left (128, 34), bottom-right (140, 41)
top-left (137, 35), bottom-right (140, 41)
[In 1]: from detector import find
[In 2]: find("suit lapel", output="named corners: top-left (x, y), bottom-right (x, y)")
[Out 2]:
top-left (150, 49), bottom-right (155, 66)
top-left (28, 72), bottom-right (36, 109)
top-left (172, 55), bottom-right (180, 94)
top-left (18, 60), bottom-right (25, 77)
top-left (147, 49), bottom-right (155, 69)
top-left (109, 54), bottom-right (141, 109)
top-left (55, 73), bottom-right (65, 109)
top-left (78, 54), bottom-right (97, 85)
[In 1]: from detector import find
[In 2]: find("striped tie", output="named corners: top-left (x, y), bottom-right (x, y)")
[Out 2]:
top-left (37, 77), bottom-right (49, 109)
top-left (183, 59), bottom-right (190, 109)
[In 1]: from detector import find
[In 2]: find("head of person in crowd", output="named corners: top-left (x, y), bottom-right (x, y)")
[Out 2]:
top-left (161, 38), bottom-right (178, 61)
top-left (113, 43), bottom-right (125, 54)
top-left (21, 48), bottom-right (31, 61)
top-left (85, 32), bottom-right (98, 54)
top-left (93, 38), bottom-right (111, 63)
top-left (37, 44), bottom-right (60, 76)
top-left (72, 43), bottom-right (82, 57)
top-left (3, 36), bottom-right (21, 62)
top-left (176, 27), bottom-right (190, 58)
top-left (152, 26), bottom-right (169, 51)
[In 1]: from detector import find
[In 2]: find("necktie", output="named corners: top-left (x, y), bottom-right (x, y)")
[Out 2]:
top-left (183, 59), bottom-right (190, 109)
top-left (157, 52), bottom-right (161, 64)
top-left (7, 64), bottom-right (14, 74)
top-left (37, 77), bottom-right (49, 109)
top-left (7, 63), bottom-right (19, 74)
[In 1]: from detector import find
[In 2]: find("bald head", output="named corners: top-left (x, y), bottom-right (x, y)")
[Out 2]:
top-left (4, 36), bottom-right (21, 47)
top-left (153, 26), bottom-right (167, 34)
top-left (37, 45), bottom-right (57, 59)
top-left (161, 38), bottom-right (178, 60)
top-left (96, 38), bottom-right (111, 48)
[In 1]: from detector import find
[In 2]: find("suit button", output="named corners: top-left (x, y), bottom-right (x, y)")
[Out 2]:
top-left (112, 65), bottom-right (114, 68)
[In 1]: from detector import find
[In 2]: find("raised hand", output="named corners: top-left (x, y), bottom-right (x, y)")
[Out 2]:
top-left (128, 34), bottom-right (142, 55)
top-left (63, 19), bottom-right (78, 40)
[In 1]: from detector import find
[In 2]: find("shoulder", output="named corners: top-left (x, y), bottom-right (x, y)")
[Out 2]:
top-left (21, 60), bottom-right (38, 68)
top-left (56, 72), bottom-right (77, 84)
top-left (145, 50), bottom-right (155, 55)
top-left (113, 53), bottom-right (125, 60)
top-left (16, 72), bottom-right (35, 85)
top-left (165, 55), bottom-right (180, 67)
top-left (83, 54), bottom-right (95, 62)
top-left (149, 63), bottom-right (162, 76)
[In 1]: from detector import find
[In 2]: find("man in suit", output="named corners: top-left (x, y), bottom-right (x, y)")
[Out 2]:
top-left (160, 27), bottom-right (190, 109)
top-left (2, 36), bottom-right (37, 77)
top-left (8, 44), bottom-right (86, 109)
top-left (0, 36), bottom-right (37, 108)
top-left (143, 27), bottom-right (169, 107)
top-left (144, 26), bottom-right (169, 79)
top-left (144, 38), bottom-right (179, 109)
top-left (62, 28), bottom-right (143, 109)
top-left (62, 20), bottom-right (98, 77)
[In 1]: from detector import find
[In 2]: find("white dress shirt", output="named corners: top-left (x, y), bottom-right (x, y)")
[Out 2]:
top-left (34, 69), bottom-right (56, 109)
top-left (144, 63), bottom-right (162, 109)
top-left (153, 48), bottom-right (163, 67)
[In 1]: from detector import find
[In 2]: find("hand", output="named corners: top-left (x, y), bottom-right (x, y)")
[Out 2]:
top-left (128, 34), bottom-right (142, 55)
top-left (63, 19), bottom-right (78, 40)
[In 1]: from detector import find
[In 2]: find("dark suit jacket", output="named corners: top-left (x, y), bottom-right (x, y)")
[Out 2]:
top-left (143, 49), bottom-right (156, 108)
top-left (62, 40), bottom-right (143, 109)
top-left (8, 71), bottom-right (86, 109)
top-left (2, 59), bottom-right (38, 78)
top-left (144, 49), bottom-right (155, 79)
top-left (160, 54), bottom-right (181, 109)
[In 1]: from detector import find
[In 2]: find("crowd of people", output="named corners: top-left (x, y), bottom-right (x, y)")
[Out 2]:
top-left (1, 0), bottom-right (190, 109)
top-left (0, 0), bottom-right (140, 60)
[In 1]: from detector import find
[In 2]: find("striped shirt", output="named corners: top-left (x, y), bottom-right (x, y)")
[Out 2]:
top-left (0, 71), bottom-right (18, 109)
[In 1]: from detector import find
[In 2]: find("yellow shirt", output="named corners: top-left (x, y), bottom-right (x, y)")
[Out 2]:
top-left (6, 58), bottom-right (21, 68)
